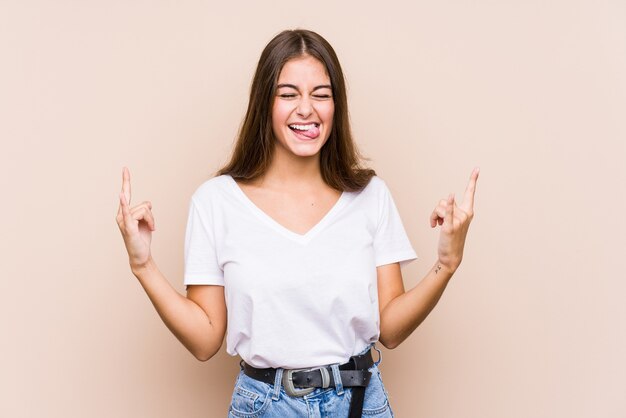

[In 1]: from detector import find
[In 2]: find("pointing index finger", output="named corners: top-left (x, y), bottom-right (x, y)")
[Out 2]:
top-left (460, 167), bottom-right (479, 212)
top-left (122, 167), bottom-right (131, 206)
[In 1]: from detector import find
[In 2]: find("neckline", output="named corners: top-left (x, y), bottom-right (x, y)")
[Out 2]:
top-left (225, 174), bottom-right (348, 244)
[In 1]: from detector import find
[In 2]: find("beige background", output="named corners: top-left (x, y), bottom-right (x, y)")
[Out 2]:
top-left (1, 0), bottom-right (625, 417)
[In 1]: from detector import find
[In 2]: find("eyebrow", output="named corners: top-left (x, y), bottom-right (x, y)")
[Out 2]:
top-left (276, 83), bottom-right (332, 92)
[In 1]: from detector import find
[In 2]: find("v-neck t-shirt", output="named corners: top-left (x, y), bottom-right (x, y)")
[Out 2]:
top-left (183, 174), bottom-right (417, 368)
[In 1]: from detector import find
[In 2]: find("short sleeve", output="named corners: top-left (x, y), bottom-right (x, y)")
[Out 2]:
top-left (183, 197), bottom-right (224, 286)
top-left (373, 180), bottom-right (418, 268)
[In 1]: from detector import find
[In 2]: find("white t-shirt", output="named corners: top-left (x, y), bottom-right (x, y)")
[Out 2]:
top-left (183, 174), bottom-right (417, 368)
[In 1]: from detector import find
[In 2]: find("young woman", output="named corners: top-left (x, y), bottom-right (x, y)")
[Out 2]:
top-left (117, 29), bottom-right (479, 417)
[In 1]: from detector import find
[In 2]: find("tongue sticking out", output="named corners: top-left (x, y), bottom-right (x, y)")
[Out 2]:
top-left (299, 125), bottom-right (320, 139)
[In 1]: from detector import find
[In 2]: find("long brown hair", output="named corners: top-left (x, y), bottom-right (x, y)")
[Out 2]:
top-left (216, 29), bottom-right (375, 192)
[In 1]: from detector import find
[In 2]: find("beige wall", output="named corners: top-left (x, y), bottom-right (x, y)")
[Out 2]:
top-left (2, 1), bottom-right (625, 417)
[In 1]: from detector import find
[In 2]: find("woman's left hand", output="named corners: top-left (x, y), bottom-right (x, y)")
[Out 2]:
top-left (430, 167), bottom-right (480, 274)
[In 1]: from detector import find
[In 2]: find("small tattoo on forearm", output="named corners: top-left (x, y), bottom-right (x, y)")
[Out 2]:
top-left (435, 264), bottom-right (442, 274)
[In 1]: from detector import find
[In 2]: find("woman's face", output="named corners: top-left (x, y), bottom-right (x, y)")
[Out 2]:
top-left (271, 55), bottom-right (334, 160)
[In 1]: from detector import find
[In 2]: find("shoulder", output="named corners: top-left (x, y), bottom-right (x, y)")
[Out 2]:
top-left (366, 175), bottom-right (386, 189)
top-left (357, 175), bottom-right (389, 198)
top-left (345, 176), bottom-right (392, 214)
top-left (190, 174), bottom-right (232, 205)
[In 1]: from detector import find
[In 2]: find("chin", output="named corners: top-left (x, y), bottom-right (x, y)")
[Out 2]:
top-left (291, 139), bottom-right (329, 155)
top-left (289, 147), bottom-right (323, 158)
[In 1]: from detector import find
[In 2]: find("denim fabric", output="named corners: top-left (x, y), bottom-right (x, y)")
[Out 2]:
top-left (227, 343), bottom-right (394, 418)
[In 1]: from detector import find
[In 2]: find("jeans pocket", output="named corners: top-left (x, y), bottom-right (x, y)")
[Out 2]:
top-left (229, 372), bottom-right (273, 417)
top-left (361, 367), bottom-right (392, 416)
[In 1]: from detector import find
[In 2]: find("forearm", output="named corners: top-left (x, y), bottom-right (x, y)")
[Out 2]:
top-left (131, 258), bottom-right (222, 361)
top-left (379, 260), bottom-right (455, 349)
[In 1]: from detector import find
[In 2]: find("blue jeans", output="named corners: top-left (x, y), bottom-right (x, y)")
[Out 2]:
top-left (227, 343), bottom-right (394, 417)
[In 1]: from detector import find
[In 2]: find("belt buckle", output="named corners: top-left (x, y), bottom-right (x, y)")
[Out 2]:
top-left (283, 367), bottom-right (315, 397)
top-left (282, 366), bottom-right (331, 398)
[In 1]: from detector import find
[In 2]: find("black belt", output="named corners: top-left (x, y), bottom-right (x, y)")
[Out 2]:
top-left (241, 350), bottom-right (374, 418)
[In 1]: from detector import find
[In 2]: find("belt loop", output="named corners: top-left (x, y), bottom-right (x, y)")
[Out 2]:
top-left (373, 343), bottom-right (383, 367)
top-left (239, 359), bottom-right (245, 371)
top-left (330, 364), bottom-right (344, 395)
top-left (272, 368), bottom-right (283, 401)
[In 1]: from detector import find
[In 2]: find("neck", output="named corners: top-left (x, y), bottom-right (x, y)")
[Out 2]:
top-left (259, 145), bottom-right (325, 190)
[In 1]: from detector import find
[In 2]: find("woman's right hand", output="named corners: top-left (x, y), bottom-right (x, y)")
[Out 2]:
top-left (116, 167), bottom-right (156, 271)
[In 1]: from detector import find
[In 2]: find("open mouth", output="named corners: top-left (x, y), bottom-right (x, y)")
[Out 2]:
top-left (288, 123), bottom-right (319, 131)
top-left (288, 123), bottom-right (320, 140)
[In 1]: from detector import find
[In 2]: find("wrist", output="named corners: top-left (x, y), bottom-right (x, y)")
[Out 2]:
top-left (131, 256), bottom-right (157, 277)
top-left (434, 260), bottom-right (457, 278)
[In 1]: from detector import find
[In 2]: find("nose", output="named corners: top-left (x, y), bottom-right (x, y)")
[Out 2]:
top-left (296, 96), bottom-right (313, 118)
